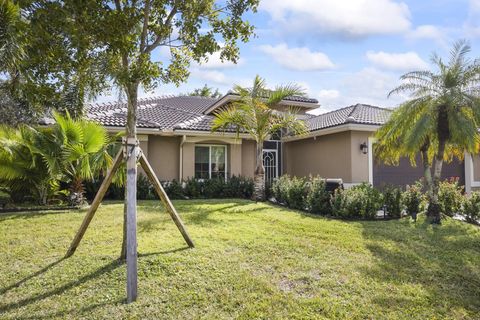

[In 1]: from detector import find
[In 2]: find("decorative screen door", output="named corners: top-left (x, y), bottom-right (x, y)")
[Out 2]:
top-left (263, 149), bottom-right (278, 184)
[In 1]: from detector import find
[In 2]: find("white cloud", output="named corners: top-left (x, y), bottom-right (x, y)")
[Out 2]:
top-left (260, 0), bottom-right (411, 38)
top-left (259, 43), bottom-right (335, 71)
top-left (406, 25), bottom-right (447, 45)
top-left (318, 89), bottom-right (340, 100)
top-left (195, 51), bottom-right (244, 69)
top-left (366, 51), bottom-right (428, 71)
top-left (464, 0), bottom-right (480, 38)
top-left (190, 69), bottom-right (229, 85)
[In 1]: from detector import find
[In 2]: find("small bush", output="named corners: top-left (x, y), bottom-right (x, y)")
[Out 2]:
top-left (438, 178), bottom-right (463, 217)
top-left (137, 174), bottom-right (157, 200)
top-left (224, 175), bottom-right (254, 199)
top-left (184, 178), bottom-right (202, 199)
top-left (461, 191), bottom-right (480, 224)
top-left (402, 181), bottom-right (423, 217)
top-left (286, 176), bottom-right (307, 210)
top-left (271, 175), bottom-right (291, 205)
top-left (203, 178), bottom-right (225, 198)
top-left (331, 183), bottom-right (383, 219)
top-left (306, 176), bottom-right (331, 214)
top-left (164, 180), bottom-right (184, 199)
top-left (382, 185), bottom-right (403, 218)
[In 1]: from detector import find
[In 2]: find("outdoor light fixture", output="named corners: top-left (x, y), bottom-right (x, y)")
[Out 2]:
top-left (360, 142), bottom-right (368, 154)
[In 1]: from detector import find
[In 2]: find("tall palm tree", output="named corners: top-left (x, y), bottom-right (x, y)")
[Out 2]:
top-left (212, 75), bottom-right (308, 200)
top-left (375, 40), bottom-right (480, 223)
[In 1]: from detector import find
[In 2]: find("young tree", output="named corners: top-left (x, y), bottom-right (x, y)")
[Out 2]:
top-left (189, 84), bottom-right (222, 98)
top-left (212, 75), bottom-right (307, 201)
top-left (16, 0), bottom-right (258, 302)
top-left (375, 40), bottom-right (480, 223)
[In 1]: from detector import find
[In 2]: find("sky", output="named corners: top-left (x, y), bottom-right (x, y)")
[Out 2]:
top-left (96, 0), bottom-right (480, 115)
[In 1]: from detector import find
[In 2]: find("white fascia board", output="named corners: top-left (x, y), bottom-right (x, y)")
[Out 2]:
top-left (103, 126), bottom-right (162, 135)
top-left (282, 124), bottom-right (381, 142)
top-left (173, 129), bottom-right (251, 139)
top-left (204, 94), bottom-right (318, 114)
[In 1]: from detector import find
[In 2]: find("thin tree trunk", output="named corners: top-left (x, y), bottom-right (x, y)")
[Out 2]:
top-left (420, 144), bottom-right (433, 198)
top-left (120, 187), bottom-right (127, 261)
top-left (253, 141), bottom-right (265, 201)
top-left (427, 141), bottom-right (445, 224)
top-left (125, 81), bottom-right (139, 303)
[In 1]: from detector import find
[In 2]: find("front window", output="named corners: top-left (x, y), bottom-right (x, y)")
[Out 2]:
top-left (195, 145), bottom-right (227, 179)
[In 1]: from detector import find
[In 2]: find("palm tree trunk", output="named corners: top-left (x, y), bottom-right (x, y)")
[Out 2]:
top-left (420, 144), bottom-right (433, 198)
top-left (69, 176), bottom-right (86, 206)
top-left (253, 141), bottom-right (265, 201)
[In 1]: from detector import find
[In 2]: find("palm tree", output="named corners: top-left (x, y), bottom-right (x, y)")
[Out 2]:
top-left (0, 124), bottom-right (60, 204)
top-left (375, 40), bottom-right (480, 223)
top-left (47, 111), bottom-right (119, 205)
top-left (212, 75), bottom-right (308, 200)
top-left (0, 112), bottom-right (120, 205)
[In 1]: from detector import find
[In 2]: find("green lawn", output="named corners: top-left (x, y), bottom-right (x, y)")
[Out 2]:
top-left (0, 200), bottom-right (479, 319)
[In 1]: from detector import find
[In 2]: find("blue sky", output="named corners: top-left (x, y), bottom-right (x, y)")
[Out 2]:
top-left (97, 0), bottom-right (480, 115)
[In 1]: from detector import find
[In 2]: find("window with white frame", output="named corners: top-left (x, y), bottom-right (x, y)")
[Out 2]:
top-left (194, 145), bottom-right (227, 179)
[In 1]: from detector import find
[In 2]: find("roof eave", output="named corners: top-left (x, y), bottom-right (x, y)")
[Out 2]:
top-left (282, 123), bottom-right (382, 142)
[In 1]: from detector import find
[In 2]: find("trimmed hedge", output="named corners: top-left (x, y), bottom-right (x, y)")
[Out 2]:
top-left (85, 175), bottom-right (254, 201)
top-left (331, 183), bottom-right (383, 219)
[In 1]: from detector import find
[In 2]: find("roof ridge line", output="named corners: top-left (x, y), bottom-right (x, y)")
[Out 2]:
top-left (308, 105), bottom-right (355, 119)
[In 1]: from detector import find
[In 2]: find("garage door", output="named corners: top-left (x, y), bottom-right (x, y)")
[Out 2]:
top-left (373, 154), bottom-right (464, 189)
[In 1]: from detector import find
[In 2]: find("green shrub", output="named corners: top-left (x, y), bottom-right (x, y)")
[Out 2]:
top-left (224, 175), bottom-right (254, 199)
top-left (271, 175), bottom-right (291, 205)
top-left (438, 178), bottom-right (463, 217)
top-left (203, 178), bottom-right (225, 198)
top-left (382, 185), bottom-right (403, 218)
top-left (331, 183), bottom-right (383, 219)
top-left (286, 176), bottom-right (307, 210)
top-left (402, 181), bottom-right (423, 217)
top-left (461, 191), bottom-right (480, 224)
top-left (137, 174), bottom-right (157, 200)
top-left (164, 180), bottom-right (184, 199)
top-left (306, 176), bottom-right (331, 214)
top-left (184, 178), bottom-right (202, 199)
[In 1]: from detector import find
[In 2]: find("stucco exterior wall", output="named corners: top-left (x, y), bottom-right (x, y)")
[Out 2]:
top-left (473, 154), bottom-right (480, 181)
top-left (283, 131), bottom-right (352, 182)
top-left (349, 131), bottom-right (372, 183)
top-left (241, 140), bottom-right (256, 178)
top-left (147, 136), bottom-right (180, 181)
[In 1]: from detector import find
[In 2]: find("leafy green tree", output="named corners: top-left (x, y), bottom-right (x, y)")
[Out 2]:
top-left (189, 84), bottom-right (222, 98)
top-left (375, 40), bottom-right (480, 223)
top-left (212, 75), bottom-right (307, 200)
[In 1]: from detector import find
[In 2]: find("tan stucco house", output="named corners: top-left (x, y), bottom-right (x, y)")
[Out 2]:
top-left (87, 94), bottom-right (480, 192)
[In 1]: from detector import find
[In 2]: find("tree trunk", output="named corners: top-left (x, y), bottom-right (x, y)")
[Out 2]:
top-left (68, 176), bottom-right (86, 206)
top-left (253, 141), bottom-right (265, 201)
top-left (427, 107), bottom-right (449, 224)
top-left (125, 82), bottom-right (139, 302)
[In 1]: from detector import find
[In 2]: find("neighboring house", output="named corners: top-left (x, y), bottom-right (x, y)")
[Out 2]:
top-left (86, 94), bottom-right (480, 192)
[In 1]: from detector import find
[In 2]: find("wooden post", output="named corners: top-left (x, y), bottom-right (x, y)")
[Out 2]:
top-left (139, 153), bottom-right (195, 248)
top-left (65, 149), bottom-right (124, 258)
top-left (125, 137), bottom-right (138, 303)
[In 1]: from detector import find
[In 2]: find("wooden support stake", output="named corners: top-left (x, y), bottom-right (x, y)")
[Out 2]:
top-left (139, 153), bottom-right (195, 248)
top-left (65, 149), bottom-right (124, 258)
top-left (125, 139), bottom-right (138, 303)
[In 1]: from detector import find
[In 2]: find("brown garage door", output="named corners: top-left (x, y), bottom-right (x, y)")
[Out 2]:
top-left (373, 154), bottom-right (464, 189)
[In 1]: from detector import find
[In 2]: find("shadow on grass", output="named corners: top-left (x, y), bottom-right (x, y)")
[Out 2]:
top-left (0, 258), bottom-right (66, 296)
top-left (0, 259), bottom-right (123, 314)
top-left (138, 246), bottom-right (190, 258)
top-left (359, 217), bottom-right (480, 314)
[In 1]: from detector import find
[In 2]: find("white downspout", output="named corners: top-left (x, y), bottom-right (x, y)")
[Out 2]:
top-left (179, 135), bottom-right (186, 181)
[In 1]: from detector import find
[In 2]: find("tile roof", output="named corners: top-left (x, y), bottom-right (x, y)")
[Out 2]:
top-left (306, 104), bottom-right (392, 132)
top-left (87, 97), bottom-right (392, 134)
top-left (87, 95), bottom-right (238, 132)
top-left (226, 91), bottom-right (318, 104)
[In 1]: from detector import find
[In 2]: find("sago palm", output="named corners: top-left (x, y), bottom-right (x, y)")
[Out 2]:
top-left (375, 40), bottom-right (480, 223)
top-left (212, 75), bottom-right (308, 201)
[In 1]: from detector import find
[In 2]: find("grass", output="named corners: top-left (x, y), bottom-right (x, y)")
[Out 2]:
top-left (0, 199), bottom-right (479, 319)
